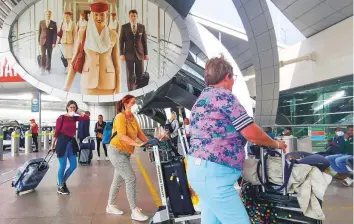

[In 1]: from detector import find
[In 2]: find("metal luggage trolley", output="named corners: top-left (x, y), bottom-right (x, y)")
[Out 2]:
top-left (146, 128), bottom-right (201, 224)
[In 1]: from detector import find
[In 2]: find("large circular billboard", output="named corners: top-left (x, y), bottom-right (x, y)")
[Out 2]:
top-left (1, 0), bottom-right (190, 102)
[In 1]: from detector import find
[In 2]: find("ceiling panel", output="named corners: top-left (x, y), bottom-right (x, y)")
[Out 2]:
top-left (272, 0), bottom-right (354, 37)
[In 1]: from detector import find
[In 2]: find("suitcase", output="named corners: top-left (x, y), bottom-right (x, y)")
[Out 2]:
top-left (137, 71), bottom-right (149, 88)
top-left (162, 157), bottom-right (195, 217)
top-left (78, 148), bottom-right (92, 165)
top-left (78, 137), bottom-right (94, 165)
top-left (241, 147), bottom-right (323, 224)
top-left (12, 151), bottom-right (54, 195)
top-left (37, 55), bottom-right (42, 67)
top-left (137, 62), bottom-right (150, 89)
top-left (58, 45), bottom-right (68, 68)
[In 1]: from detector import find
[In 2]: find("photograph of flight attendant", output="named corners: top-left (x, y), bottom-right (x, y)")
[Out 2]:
top-left (109, 12), bottom-right (119, 34)
top-left (59, 12), bottom-right (76, 74)
top-left (76, 13), bottom-right (88, 38)
top-left (63, 2), bottom-right (120, 95)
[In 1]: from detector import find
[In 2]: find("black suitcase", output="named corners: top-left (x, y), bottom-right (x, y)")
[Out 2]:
top-left (162, 157), bottom-right (195, 217)
top-left (137, 62), bottom-right (150, 89)
top-left (37, 55), bottom-right (42, 67)
top-left (12, 151), bottom-right (54, 195)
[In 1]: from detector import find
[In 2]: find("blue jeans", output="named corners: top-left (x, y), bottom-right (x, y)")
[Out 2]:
top-left (57, 141), bottom-right (77, 186)
top-left (187, 156), bottom-right (250, 224)
top-left (326, 154), bottom-right (353, 174)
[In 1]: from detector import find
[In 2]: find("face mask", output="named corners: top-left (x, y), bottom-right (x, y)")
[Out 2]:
top-left (336, 131), bottom-right (344, 136)
top-left (130, 104), bottom-right (139, 113)
top-left (68, 111), bottom-right (75, 117)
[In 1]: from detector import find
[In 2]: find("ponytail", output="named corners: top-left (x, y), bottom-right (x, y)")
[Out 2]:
top-left (116, 94), bottom-right (135, 113)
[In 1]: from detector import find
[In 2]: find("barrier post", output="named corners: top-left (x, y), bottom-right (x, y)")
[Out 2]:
top-left (0, 128), bottom-right (3, 161)
top-left (25, 130), bottom-right (32, 154)
top-left (11, 129), bottom-right (20, 157)
top-left (43, 131), bottom-right (49, 150)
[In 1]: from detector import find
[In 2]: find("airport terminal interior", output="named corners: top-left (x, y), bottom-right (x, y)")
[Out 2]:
top-left (0, 0), bottom-right (353, 223)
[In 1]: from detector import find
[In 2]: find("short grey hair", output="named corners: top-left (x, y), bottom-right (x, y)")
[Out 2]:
top-left (204, 55), bottom-right (233, 86)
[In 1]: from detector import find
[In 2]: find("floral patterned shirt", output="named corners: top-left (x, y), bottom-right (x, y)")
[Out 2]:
top-left (188, 87), bottom-right (254, 170)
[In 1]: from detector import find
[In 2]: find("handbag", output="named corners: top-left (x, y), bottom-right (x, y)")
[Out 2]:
top-left (57, 22), bottom-right (63, 38)
top-left (96, 132), bottom-right (103, 139)
top-left (72, 30), bottom-right (86, 73)
top-left (242, 157), bottom-right (261, 185)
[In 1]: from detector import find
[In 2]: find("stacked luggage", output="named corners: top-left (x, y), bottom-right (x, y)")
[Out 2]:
top-left (241, 147), bottom-right (326, 224)
top-left (78, 137), bottom-right (95, 165)
top-left (144, 128), bottom-right (200, 223)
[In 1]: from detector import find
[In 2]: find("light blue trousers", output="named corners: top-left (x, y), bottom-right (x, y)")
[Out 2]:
top-left (187, 156), bottom-right (250, 224)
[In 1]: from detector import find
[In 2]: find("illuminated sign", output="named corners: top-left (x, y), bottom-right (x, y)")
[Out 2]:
top-left (0, 57), bottom-right (25, 82)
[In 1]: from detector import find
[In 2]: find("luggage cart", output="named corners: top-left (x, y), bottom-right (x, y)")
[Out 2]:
top-left (146, 128), bottom-right (201, 224)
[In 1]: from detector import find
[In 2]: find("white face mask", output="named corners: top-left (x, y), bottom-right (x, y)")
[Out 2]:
top-left (336, 131), bottom-right (344, 136)
top-left (130, 104), bottom-right (139, 113)
top-left (68, 111), bottom-right (75, 117)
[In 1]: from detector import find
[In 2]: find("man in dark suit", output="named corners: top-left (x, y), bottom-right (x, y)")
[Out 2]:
top-left (38, 10), bottom-right (57, 73)
top-left (119, 9), bottom-right (148, 91)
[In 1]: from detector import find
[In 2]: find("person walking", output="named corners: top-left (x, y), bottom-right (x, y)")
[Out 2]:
top-left (50, 100), bottom-right (89, 195)
top-left (187, 56), bottom-right (287, 224)
top-left (106, 95), bottom-right (149, 221)
top-left (30, 119), bottom-right (39, 152)
top-left (95, 114), bottom-right (108, 160)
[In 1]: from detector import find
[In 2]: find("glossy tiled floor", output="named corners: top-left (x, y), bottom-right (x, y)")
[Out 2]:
top-left (0, 149), bottom-right (353, 224)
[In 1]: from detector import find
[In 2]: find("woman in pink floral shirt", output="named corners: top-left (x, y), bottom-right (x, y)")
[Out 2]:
top-left (187, 56), bottom-right (286, 224)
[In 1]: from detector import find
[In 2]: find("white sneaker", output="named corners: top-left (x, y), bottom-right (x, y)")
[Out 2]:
top-left (105, 157), bottom-right (109, 161)
top-left (131, 207), bottom-right (148, 221)
top-left (106, 205), bottom-right (124, 215)
top-left (343, 177), bottom-right (353, 187)
top-left (97, 157), bottom-right (101, 161)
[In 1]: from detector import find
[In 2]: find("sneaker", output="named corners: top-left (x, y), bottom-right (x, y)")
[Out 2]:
top-left (131, 207), bottom-right (148, 222)
top-left (63, 183), bottom-right (70, 194)
top-left (33, 150), bottom-right (39, 153)
top-left (105, 157), bottom-right (109, 161)
top-left (57, 186), bottom-right (69, 195)
top-left (98, 157), bottom-right (101, 161)
top-left (106, 205), bottom-right (124, 215)
top-left (343, 178), bottom-right (353, 187)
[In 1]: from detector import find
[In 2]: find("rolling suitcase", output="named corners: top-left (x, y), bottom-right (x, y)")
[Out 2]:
top-left (241, 147), bottom-right (323, 224)
top-left (162, 157), bottom-right (195, 217)
top-left (37, 55), bottom-right (42, 67)
top-left (78, 138), bottom-right (94, 165)
top-left (12, 151), bottom-right (54, 195)
top-left (137, 62), bottom-right (150, 89)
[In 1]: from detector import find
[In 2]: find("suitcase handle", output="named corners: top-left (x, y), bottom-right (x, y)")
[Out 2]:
top-left (257, 147), bottom-right (295, 194)
top-left (38, 150), bottom-right (55, 170)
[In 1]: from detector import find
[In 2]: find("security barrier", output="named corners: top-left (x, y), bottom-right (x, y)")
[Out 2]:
top-left (11, 129), bottom-right (20, 157)
top-left (25, 130), bottom-right (32, 154)
top-left (0, 128), bottom-right (3, 161)
top-left (43, 131), bottom-right (50, 150)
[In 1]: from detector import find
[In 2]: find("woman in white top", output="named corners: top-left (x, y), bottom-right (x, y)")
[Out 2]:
top-left (60, 12), bottom-right (76, 72)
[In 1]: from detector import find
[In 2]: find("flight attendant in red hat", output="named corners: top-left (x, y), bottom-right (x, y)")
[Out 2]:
top-left (77, 12), bottom-right (88, 37)
top-left (64, 2), bottom-right (120, 95)
top-left (109, 12), bottom-right (119, 34)
top-left (60, 11), bottom-right (76, 73)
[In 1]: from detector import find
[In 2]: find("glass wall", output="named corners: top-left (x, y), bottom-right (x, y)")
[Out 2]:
top-left (278, 75), bottom-right (353, 126)
top-left (277, 75), bottom-right (353, 152)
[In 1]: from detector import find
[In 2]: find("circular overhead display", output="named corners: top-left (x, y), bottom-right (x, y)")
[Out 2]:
top-left (0, 0), bottom-right (190, 103)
